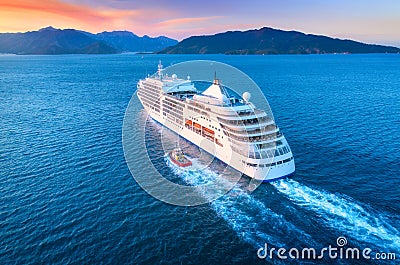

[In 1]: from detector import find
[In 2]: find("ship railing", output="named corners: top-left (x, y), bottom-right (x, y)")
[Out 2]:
top-left (230, 141), bottom-right (290, 160)
top-left (237, 147), bottom-right (288, 160)
top-left (218, 116), bottom-right (273, 126)
top-left (218, 109), bottom-right (266, 118)
top-left (221, 124), bottom-right (278, 135)
top-left (185, 98), bottom-right (259, 117)
top-left (230, 128), bottom-right (279, 137)
top-left (227, 133), bottom-right (283, 144)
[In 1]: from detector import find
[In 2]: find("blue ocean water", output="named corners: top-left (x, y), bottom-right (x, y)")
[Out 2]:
top-left (0, 53), bottom-right (399, 264)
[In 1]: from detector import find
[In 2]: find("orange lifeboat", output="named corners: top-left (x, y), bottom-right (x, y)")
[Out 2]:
top-left (168, 148), bottom-right (192, 167)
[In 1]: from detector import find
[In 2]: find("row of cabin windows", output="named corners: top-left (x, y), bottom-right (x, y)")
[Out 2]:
top-left (163, 109), bottom-right (183, 120)
top-left (163, 102), bottom-right (184, 112)
top-left (187, 105), bottom-right (203, 114)
top-left (226, 131), bottom-right (282, 143)
top-left (142, 84), bottom-right (161, 93)
top-left (188, 115), bottom-right (220, 131)
top-left (138, 89), bottom-right (159, 100)
top-left (163, 97), bottom-right (185, 108)
top-left (163, 112), bottom-right (183, 125)
top-left (138, 91), bottom-right (161, 107)
top-left (245, 156), bottom-right (293, 168)
top-left (140, 98), bottom-right (160, 113)
top-left (162, 103), bottom-right (183, 115)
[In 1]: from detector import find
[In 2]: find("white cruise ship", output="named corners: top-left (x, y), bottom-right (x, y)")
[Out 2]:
top-left (137, 62), bottom-right (295, 182)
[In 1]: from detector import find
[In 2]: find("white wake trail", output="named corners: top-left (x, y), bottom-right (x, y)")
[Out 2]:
top-left (272, 179), bottom-right (400, 252)
top-left (166, 158), bottom-right (317, 250)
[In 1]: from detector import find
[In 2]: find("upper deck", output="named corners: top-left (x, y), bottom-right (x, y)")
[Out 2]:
top-left (141, 62), bottom-right (269, 121)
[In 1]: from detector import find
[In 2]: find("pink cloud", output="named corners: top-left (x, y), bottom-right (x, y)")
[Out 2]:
top-left (156, 16), bottom-right (224, 28)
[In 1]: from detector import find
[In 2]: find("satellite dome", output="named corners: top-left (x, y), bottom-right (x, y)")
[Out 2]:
top-left (242, 92), bottom-right (251, 102)
top-left (172, 74), bottom-right (177, 79)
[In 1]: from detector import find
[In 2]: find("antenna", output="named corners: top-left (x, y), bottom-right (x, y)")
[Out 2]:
top-left (157, 60), bottom-right (163, 79)
top-left (213, 71), bottom-right (219, 85)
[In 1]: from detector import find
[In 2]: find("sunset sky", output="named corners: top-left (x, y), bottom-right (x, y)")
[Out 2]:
top-left (1, 0), bottom-right (400, 46)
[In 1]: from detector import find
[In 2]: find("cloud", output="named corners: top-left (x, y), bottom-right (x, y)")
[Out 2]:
top-left (156, 16), bottom-right (224, 29)
top-left (0, 0), bottom-right (106, 23)
top-left (0, 0), bottom-right (229, 38)
top-left (0, 0), bottom-right (168, 34)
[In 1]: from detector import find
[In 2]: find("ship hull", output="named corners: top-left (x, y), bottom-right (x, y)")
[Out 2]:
top-left (139, 97), bottom-right (295, 181)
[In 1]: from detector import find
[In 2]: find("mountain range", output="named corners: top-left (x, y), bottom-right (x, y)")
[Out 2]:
top-left (158, 27), bottom-right (400, 54)
top-left (0, 27), bottom-right (177, 55)
top-left (0, 26), bottom-right (399, 55)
